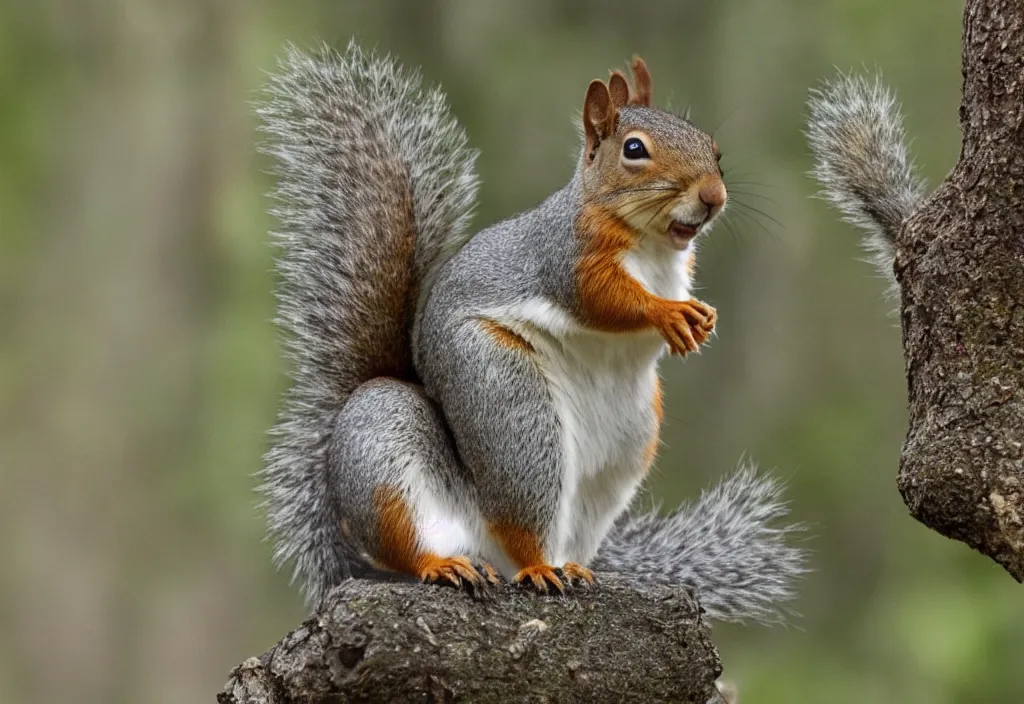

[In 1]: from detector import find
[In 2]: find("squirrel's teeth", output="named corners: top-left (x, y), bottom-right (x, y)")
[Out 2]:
top-left (668, 221), bottom-right (698, 250)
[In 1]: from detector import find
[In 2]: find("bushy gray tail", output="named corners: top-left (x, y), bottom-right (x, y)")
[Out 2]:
top-left (806, 73), bottom-right (926, 294)
top-left (256, 42), bottom-right (478, 605)
top-left (594, 464), bottom-right (806, 624)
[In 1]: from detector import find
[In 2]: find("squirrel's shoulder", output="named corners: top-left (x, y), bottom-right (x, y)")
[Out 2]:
top-left (428, 181), bottom-right (581, 296)
top-left (471, 180), bottom-right (580, 252)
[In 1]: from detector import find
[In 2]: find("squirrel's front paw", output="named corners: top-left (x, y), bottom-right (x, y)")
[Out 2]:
top-left (651, 299), bottom-right (716, 355)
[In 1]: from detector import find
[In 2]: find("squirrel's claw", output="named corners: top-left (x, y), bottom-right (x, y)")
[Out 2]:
top-left (560, 562), bottom-right (597, 588)
top-left (702, 304), bottom-right (717, 331)
top-left (655, 298), bottom-right (716, 355)
top-left (420, 556), bottom-right (488, 596)
top-left (473, 560), bottom-right (505, 586)
top-left (512, 564), bottom-right (565, 594)
top-left (679, 298), bottom-right (716, 330)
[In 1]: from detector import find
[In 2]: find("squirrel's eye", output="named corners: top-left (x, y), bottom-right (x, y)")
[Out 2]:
top-left (622, 137), bottom-right (650, 160)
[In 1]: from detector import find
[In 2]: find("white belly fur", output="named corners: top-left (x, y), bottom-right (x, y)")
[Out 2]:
top-left (488, 237), bottom-right (693, 565)
top-left (547, 327), bottom-right (663, 564)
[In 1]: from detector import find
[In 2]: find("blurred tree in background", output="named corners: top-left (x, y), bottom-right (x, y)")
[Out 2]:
top-left (1, 1), bottom-right (1020, 702)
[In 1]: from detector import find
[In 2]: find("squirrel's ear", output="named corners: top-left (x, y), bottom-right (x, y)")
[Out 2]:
top-left (583, 79), bottom-right (616, 162)
top-left (608, 70), bottom-right (630, 109)
top-left (630, 56), bottom-right (653, 106)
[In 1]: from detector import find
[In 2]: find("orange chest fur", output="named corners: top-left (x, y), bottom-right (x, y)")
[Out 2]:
top-left (574, 204), bottom-right (694, 332)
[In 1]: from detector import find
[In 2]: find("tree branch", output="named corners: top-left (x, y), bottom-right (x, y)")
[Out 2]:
top-left (895, 0), bottom-right (1024, 579)
top-left (218, 574), bottom-right (723, 703)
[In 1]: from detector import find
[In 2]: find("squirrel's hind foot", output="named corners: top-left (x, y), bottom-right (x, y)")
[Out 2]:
top-left (472, 560), bottom-right (505, 586)
top-left (419, 556), bottom-right (490, 596)
top-left (559, 562), bottom-right (596, 588)
top-left (512, 564), bottom-right (566, 594)
top-left (511, 563), bottom-right (597, 594)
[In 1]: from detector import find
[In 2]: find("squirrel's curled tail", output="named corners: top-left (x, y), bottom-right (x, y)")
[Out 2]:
top-left (257, 42), bottom-right (478, 604)
top-left (595, 463), bottom-right (805, 624)
top-left (806, 73), bottom-right (927, 294)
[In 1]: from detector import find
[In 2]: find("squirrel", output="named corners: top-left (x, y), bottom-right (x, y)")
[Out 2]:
top-left (257, 41), bottom-right (805, 625)
top-left (805, 72), bottom-right (927, 297)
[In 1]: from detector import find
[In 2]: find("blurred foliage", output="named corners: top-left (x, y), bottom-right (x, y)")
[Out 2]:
top-left (1, 1), bottom-right (1021, 702)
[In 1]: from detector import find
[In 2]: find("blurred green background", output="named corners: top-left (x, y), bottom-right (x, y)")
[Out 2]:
top-left (2, 1), bottom-right (1022, 702)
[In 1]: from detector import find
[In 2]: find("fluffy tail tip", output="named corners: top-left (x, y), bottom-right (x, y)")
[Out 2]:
top-left (690, 463), bottom-right (809, 624)
top-left (598, 462), bottom-right (809, 625)
top-left (805, 71), bottom-right (926, 292)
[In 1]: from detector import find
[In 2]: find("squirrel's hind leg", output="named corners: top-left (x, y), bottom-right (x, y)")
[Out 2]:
top-left (419, 315), bottom-right (573, 594)
top-left (333, 378), bottom-right (495, 591)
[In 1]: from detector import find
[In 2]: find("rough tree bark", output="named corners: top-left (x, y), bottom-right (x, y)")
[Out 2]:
top-left (895, 0), bottom-right (1024, 579)
top-left (218, 575), bottom-right (723, 703)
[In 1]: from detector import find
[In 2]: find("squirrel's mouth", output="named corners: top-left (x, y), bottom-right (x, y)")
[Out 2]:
top-left (668, 220), bottom-right (700, 250)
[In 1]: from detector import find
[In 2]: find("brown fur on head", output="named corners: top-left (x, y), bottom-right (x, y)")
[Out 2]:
top-left (580, 56), bottom-right (727, 251)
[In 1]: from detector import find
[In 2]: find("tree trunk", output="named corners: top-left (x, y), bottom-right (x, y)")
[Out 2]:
top-left (217, 575), bottom-right (723, 703)
top-left (895, 0), bottom-right (1024, 579)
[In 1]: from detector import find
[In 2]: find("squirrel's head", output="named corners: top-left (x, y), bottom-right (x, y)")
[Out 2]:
top-left (578, 57), bottom-right (727, 250)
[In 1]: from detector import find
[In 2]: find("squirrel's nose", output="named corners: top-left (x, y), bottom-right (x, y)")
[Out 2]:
top-left (698, 180), bottom-right (727, 211)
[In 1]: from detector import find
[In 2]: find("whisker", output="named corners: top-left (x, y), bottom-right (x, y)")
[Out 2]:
top-left (595, 185), bottom-right (681, 203)
top-left (722, 179), bottom-right (782, 190)
top-left (725, 207), bottom-right (790, 251)
top-left (718, 212), bottom-right (743, 252)
top-left (728, 200), bottom-right (786, 231)
top-left (710, 103), bottom-right (743, 137)
top-left (726, 190), bottom-right (779, 205)
top-left (617, 193), bottom-right (674, 221)
top-left (708, 212), bottom-right (742, 256)
top-left (641, 196), bottom-right (677, 232)
top-left (727, 209), bottom-right (768, 240)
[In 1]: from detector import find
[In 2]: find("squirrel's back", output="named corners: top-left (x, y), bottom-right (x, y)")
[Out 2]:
top-left (257, 42), bottom-right (478, 603)
top-left (418, 182), bottom-right (581, 322)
